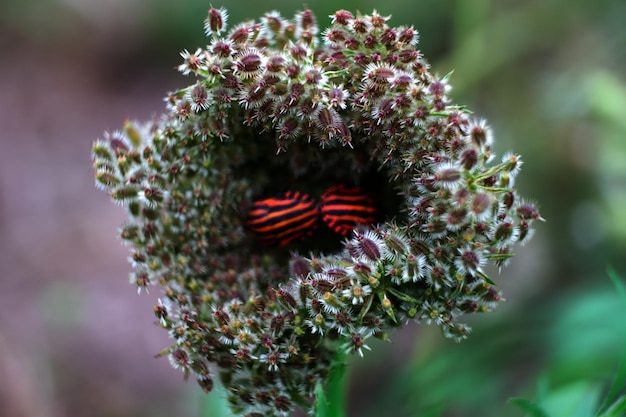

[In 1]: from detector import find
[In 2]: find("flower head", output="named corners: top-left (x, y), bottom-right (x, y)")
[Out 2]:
top-left (92, 8), bottom-right (541, 417)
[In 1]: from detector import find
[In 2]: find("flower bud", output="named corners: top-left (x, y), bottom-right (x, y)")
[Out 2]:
top-left (205, 7), bottom-right (228, 36)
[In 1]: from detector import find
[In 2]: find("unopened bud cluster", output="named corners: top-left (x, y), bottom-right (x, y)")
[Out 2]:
top-left (92, 8), bottom-right (541, 417)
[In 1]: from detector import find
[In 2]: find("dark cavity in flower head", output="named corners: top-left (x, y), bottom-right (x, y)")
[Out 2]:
top-left (246, 190), bottom-right (319, 247)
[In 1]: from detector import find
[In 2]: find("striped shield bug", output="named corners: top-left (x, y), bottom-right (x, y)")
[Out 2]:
top-left (319, 185), bottom-right (377, 236)
top-left (246, 191), bottom-right (320, 247)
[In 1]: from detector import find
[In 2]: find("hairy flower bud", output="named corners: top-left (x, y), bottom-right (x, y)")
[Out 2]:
top-left (205, 7), bottom-right (228, 36)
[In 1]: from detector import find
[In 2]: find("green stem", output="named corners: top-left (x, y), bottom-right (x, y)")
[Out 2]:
top-left (315, 348), bottom-right (348, 417)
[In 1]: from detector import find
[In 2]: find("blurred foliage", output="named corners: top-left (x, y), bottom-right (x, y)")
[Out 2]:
top-left (346, 269), bottom-right (626, 417)
top-left (2, 0), bottom-right (625, 416)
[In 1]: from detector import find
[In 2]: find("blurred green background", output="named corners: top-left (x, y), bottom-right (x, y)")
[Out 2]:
top-left (1, 0), bottom-right (625, 416)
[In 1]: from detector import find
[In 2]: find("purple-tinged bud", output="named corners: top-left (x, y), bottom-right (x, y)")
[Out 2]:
top-left (502, 191), bottom-right (515, 212)
top-left (398, 27), bottom-right (418, 45)
top-left (263, 11), bottom-right (284, 33)
top-left (432, 163), bottom-right (463, 190)
top-left (205, 7), bottom-right (228, 36)
top-left (289, 83), bottom-right (307, 104)
top-left (234, 48), bottom-right (264, 79)
top-left (190, 84), bottom-right (209, 112)
top-left (517, 220), bottom-right (535, 245)
top-left (197, 376), bottom-right (214, 393)
top-left (277, 117), bottom-right (302, 140)
top-left (336, 119), bottom-right (352, 146)
top-left (354, 231), bottom-right (384, 261)
top-left (289, 44), bottom-right (308, 61)
top-left (363, 63), bottom-right (396, 90)
top-left (331, 10), bottom-right (354, 25)
top-left (253, 36), bottom-right (270, 48)
top-left (311, 277), bottom-right (335, 293)
top-left (169, 349), bottom-right (190, 370)
top-left (494, 222), bottom-right (516, 243)
top-left (405, 253), bottom-right (425, 281)
top-left (352, 18), bottom-right (369, 34)
top-left (516, 203), bottom-right (542, 221)
top-left (460, 147), bottom-right (479, 170)
top-left (299, 30), bottom-right (314, 45)
top-left (210, 40), bottom-right (233, 58)
top-left (364, 34), bottom-right (378, 49)
top-left (274, 395), bottom-right (292, 412)
top-left (469, 119), bottom-right (493, 148)
top-left (344, 37), bottom-right (361, 50)
top-left (372, 98), bottom-right (394, 124)
top-left (428, 79), bottom-right (450, 98)
top-left (315, 107), bottom-right (339, 134)
top-left (446, 207), bottom-right (467, 230)
top-left (324, 28), bottom-right (347, 44)
top-left (266, 55), bottom-right (286, 73)
top-left (327, 84), bottom-right (348, 109)
top-left (353, 52), bottom-right (370, 65)
top-left (414, 106), bottom-right (429, 120)
top-left (290, 255), bottom-right (311, 278)
top-left (457, 249), bottom-right (483, 273)
top-left (352, 262), bottom-right (372, 278)
top-left (398, 48), bottom-right (419, 64)
top-left (380, 28), bottom-right (397, 47)
top-left (480, 175), bottom-right (497, 187)
top-left (213, 309), bottom-right (230, 325)
top-left (393, 72), bottom-right (414, 90)
top-left (175, 100), bottom-right (191, 119)
top-left (108, 135), bottom-right (130, 155)
top-left (276, 289), bottom-right (297, 310)
top-left (471, 193), bottom-right (492, 217)
top-left (303, 67), bottom-right (323, 85)
top-left (298, 9), bottom-right (316, 31)
top-left (370, 11), bottom-right (389, 28)
top-left (482, 287), bottom-right (503, 303)
top-left (229, 25), bottom-right (250, 44)
top-left (286, 63), bottom-right (300, 79)
top-left (454, 188), bottom-right (470, 206)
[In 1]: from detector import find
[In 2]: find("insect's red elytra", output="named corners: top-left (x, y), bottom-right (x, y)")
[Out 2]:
top-left (246, 191), bottom-right (320, 247)
top-left (319, 185), bottom-right (377, 236)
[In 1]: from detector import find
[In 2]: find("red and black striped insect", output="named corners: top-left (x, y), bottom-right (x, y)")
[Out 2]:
top-left (319, 185), bottom-right (377, 236)
top-left (246, 190), bottom-right (320, 247)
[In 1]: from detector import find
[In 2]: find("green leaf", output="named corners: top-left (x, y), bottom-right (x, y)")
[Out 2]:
top-left (597, 395), bottom-right (626, 417)
top-left (596, 268), bottom-right (626, 416)
top-left (508, 397), bottom-right (551, 417)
